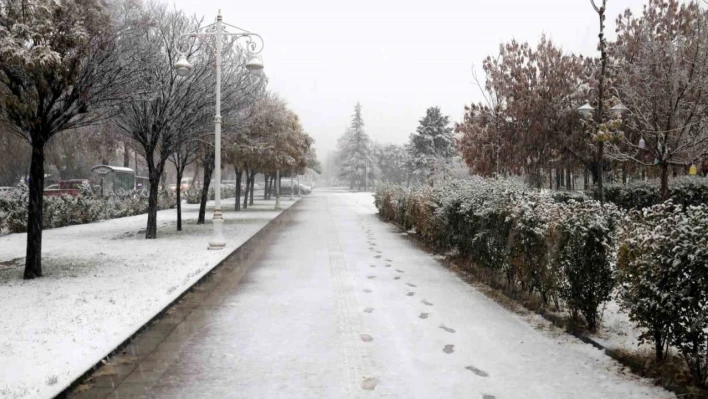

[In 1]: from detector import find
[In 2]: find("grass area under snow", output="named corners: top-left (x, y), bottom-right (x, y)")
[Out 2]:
top-left (0, 196), bottom-right (297, 399)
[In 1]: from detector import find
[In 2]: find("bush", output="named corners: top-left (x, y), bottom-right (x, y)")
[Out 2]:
top-left (375, 179), bottom-right (619, 329)
top-left (617, 201), bottom-right (708, 386)
top-left (185, 185), bottom-right (236, 204)
top-left (555, 201), bottom-right (621, 331)
top-left (598, 177), bottom-right (708, 210)
top-left (0, 183), bottom-right (176, 234)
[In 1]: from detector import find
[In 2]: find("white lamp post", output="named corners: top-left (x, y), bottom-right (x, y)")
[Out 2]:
top-left (175, 11), bottom-right (264, 250)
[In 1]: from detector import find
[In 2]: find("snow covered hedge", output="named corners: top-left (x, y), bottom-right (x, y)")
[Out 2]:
top-left (375, 178), bottom-right (620, 331)
top-left (597, 176), bottom-right (708, 210)
top-left (617, 202), bottom-right (708, 386)
top-left (377, 178), bottom-right (708, 387)
top-left (0, 183), bottom-right (176, 234)
top-left (185, 186), bottom-right (236, 204)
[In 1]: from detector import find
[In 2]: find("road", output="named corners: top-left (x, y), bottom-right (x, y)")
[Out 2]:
top-left (92, 190), bottom-right (671, 399)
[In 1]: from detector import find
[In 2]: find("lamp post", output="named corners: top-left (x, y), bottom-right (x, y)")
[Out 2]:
top-left (275, 169), bottom-right (281, 209)
top-left (175, 11), bottom-right (264, 250)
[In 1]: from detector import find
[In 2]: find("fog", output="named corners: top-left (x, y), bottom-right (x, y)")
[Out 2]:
top-left (171, 0), bottom-right (649, 154)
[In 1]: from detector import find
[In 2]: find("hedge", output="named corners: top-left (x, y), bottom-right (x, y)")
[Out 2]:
top-left (375, 178), bottom-right (620, 332)
top-left (597, 176), bottom-right (708, 210)
top-left (0, 183), bottom-right (176, 234)
top-left (376, 178), bottom-right (708, 387)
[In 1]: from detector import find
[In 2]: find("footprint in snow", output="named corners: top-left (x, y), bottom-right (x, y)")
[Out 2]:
top-left (482, 395), bottom-right (496, 399)
top-left (422, 300), bottom-right (433, 306)
top-left (439, 325), bottom-right (455, 333)
top-left (367, 275), bottom-right (376, 279)
top-left (406, 283), bottom-right (417, 287)
top-left (361, 377), bottom-right (379, 390)
top-left (364, 307), bottom-right (374, 313)
top-left (419, 313), bottom-right (429, 319)
top-left (360, 334), bottom-right (374, 342)
top-left (406, 292), bottom-right (415, 297)
top-left (443, 345), bottom-right (455, 354)
top-left (363, 289), bottom-right (372, 293)
top-left (466, 366), bottom-right (489, 377)
top-left (396, 269), bottom-right (404, 273)
top-left (394, 276), bottom-right (401, 280)
top-left (374, 255), bottom-right (382, 259)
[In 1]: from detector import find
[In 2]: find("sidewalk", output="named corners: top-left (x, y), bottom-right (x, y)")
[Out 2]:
top-left (0, 197), bottom-right (297, 399)
top-left (71, 190), bottom-right (672, 399)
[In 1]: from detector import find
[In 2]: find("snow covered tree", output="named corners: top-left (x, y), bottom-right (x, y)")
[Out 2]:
top-left (408, 106), bottom-right (455, 185)
top-left (375, 143), bottom-right (410, 185)
top-left (0, 0), bottom-right (134, 278)
top-left (608, 0), bottom-right (708, 200)
top-left (169, 127), bottom-right (201, 231)
top-left (115, 4), bottom-right (215, 239)
top-left (338, 103), bottom-right (376, 191)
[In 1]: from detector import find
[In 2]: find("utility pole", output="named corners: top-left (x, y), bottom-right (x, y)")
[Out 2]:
top-left (592, 0), bottom-right (608, 205)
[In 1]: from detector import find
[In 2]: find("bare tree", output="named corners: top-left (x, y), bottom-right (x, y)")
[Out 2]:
top-left (0, 0), bottom-right (136, 278)
top-left (114, 4), bottom-right (214, 238)
top-left (169, 128), bottom-right (202, 231)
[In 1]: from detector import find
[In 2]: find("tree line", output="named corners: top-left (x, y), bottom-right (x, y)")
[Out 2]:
top-left (0, 0), bottom-right (317, 279)
top-left (455, 0), bottom-right (708, 200)
top-left (333, 103), bottom-right (456, 189)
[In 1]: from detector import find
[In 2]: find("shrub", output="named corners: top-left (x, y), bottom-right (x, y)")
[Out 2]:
top-left (598, 177), bottom-right (708, 210)
top-left (0, 183), bottom-right (176, 234)
top-left (375, 179), bottom-right (619, 328)
top-left (185, 186), bottom-right (236, 204)
top-left (555, 201), bottom-right (621, 331)
top-left (617, 202), bottom-right (708, 386)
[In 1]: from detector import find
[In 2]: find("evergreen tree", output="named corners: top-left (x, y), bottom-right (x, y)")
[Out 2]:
top-left (338, 103), bottom-right (377, 190)
top-left (408, 106), bottom-right (455, 184)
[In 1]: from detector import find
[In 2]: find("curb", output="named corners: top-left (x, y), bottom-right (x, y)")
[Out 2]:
top-left (57, 199), bottom-right (303, 398)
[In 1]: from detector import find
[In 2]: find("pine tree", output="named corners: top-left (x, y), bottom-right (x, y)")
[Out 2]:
top-left (338, 103), bottom-right (377, 190)
top-left (408, 106), bottom-right (455, 184)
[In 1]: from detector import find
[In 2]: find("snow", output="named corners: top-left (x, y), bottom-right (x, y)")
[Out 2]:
top-left (593, 299), bottom-right (652, 355)
top-left (135, 190), bottom-right (670, 399)
top-left (0, 197), bottom-right (297, 399)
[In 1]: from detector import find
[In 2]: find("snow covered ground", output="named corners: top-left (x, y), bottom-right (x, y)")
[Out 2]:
top-left (92, 190), bottom-right (673, 399)
top-left (0, 197), bottom-right (296, 399)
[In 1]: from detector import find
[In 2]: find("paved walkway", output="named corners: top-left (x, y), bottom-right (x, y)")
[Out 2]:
top-left (80, 190), bottom-right (671, 399)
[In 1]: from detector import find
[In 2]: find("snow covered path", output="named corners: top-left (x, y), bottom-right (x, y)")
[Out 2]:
top-left (87, 190), bottom-right (672, 399)
top-left (0, 196), bottom-right (297, 399)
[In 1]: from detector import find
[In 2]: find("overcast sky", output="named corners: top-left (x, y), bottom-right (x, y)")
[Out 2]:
top-left (172, 0), bottom-right (649, 155)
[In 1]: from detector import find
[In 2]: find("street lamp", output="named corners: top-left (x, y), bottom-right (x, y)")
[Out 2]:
top-left (175, 11), bottom-right (264, 250)
top-left (578, 103), bottom-right (594, 118)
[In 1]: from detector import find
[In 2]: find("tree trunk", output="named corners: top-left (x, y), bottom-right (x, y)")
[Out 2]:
top-left (263, 174), bottom-right (269, 200)
top-left (234, 166), bottom-right (242, 211)
top-left (198, 155), bottom-right (214, 225)
top-left (24, 142), bottom-right (45, 279)
top-left (243, 167), bottom-right (250, 210)
top-left (654, 328), bottom-right (665, 362)
top-left (175, 167), bottom-right (183, 231)
top-left (596, 150), bottom-right (605, 203)
top-left (123, 141), bottom-right (131, 168)
top-left (146, 160), bottom-right (163, 239)
top-left (249, 170), bottom-right (255, 205)
top-left (660, 162), bottom-right (670, 201)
